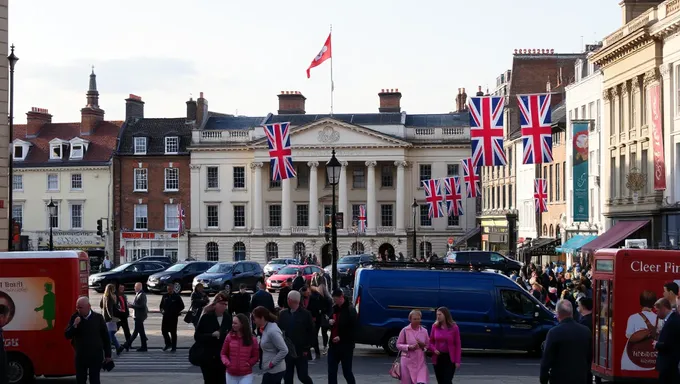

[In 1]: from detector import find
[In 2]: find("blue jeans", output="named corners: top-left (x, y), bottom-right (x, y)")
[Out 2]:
top-left (109, 330), bottom-right (120, 349)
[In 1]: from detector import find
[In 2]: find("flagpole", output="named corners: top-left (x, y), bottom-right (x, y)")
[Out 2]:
top-left (330, 24), bottom-right (334, 116)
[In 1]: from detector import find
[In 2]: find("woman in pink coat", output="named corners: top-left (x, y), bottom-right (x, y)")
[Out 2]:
top-left (396, 310), bottom-right (430, 384)
top-left (428, 307), bottom-right (461, 384)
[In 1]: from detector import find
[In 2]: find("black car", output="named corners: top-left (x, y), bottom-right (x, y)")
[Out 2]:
top-left (88, 261), bottom-right (170, 292)
top-left (324, 254), bottom-right (377, 286)
top-left (192, 261), bottom-right (264, 294)
top-left (444, 251), bottom-right (522, 274)
top-left (136, 256), bottom-right (174, 264)
top-left (147, 261), bottom-right (215, 294)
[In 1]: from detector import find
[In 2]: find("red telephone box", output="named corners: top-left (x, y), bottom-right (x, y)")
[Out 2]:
top-left (591, 248), bottom-right (680, 382)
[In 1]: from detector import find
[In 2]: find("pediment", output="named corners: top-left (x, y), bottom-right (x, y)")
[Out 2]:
top-left (251, 118), bottom-right (411, 148)
top-left (12, 139), bottom-right (32, 147)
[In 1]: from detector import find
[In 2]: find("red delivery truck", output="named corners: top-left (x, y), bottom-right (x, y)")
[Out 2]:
top-left (590, 248), bottom-right (680, 383)
top-left (0, 251), bottom-right (89, 383)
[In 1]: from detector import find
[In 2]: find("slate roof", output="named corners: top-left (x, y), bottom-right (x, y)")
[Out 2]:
top-left (13, 121), bottom-right (123, 168)
top-left (204, 115), bottom-right (267, 130)
top-left (551, 101), bottom-right (566, 128)
top-left (405, 113), bottom-right (468, 127)
top-left (117, 117), bottom-right (192, 155)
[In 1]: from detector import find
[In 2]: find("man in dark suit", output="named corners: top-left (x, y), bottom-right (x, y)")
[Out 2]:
top-left (229, 284), bottom-right (252, 316)
top-left (125, 282), bottom-right (148, 351)
top-left (116, 284), bottom-right (131, 349)
top-left (278, 290), bottom-right (315, 384)
top-left (577, 297), bottom-right (593, 331)
top-left (653, 298), bottom-right (680, 383)
top-left (0, 304), bottom-right (9, 384)
top-left (540, 299), bottom-right (591, 384)
top-left (251, 281), bottom-right (275, 313)
top-left (160, 283), bottom-right (184, 352)
top-left (65, 296), bottom-right (112, 384)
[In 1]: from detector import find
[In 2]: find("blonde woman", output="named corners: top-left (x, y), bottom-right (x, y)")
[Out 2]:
top-left (396, 310), bottom-right (430, 384)
top-left (100, 283), bottom-right (124, 355)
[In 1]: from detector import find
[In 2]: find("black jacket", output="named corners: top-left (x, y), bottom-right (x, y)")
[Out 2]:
top-left (277, 307), bottom-right (315, 354)
top-left (540, 318), bottom-right (591, 384)
top-left (190, 291), bottom-right (209, 314)
top-left (117, 293), bottom-right (130, 318)
top-left (193, 311), bottom-right (232, 363)
top-left (160, 292), bottom-right (185, 317)
top-left (292, 276), bottom-right (306, 291)
top-left (278, 286), bottom-right (292, 309)
top-left (306, 292), bottom-right (331, 320)
top-left (250, 290), bottom-right (275, 313)
top-left (330, 299), bottom-right (357, 349)
top-left (229, 292), bottom-right (251, 315)
top-left (655, 311), bottom-right (680, 376)
top-left (578, 313), bottom-right (593, 332)
top-left (64, 311), bottom-right (111, 362)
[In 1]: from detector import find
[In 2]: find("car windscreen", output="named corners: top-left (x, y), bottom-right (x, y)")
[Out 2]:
top-left (165, 264), bottom-right (187, 272)
top-left (206, 264), bottom-right (233, 273)
top-left (338, 256), bottom-right (360, 264)
top-left (111, 263), bottom-right (132, 272)
top-left (277, 267), bottom-right (300, 275)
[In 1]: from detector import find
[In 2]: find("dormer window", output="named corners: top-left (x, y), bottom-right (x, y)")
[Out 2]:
top-left (11, 139), bottom-right (31, 161)
top-left (68, 137), bottom-right (90, 160)
top-left (165, 136), bottom-right (179, 154)
top-left (13, 146), bottom-right (23, 160)
top-left (134, 137), bottom-right (147, 155)
top-left (48, 138), bottom-right (68, 160)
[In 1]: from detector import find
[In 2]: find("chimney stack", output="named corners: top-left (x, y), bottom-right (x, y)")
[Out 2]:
top-left (455, 89), bottom-right (462, 112)
top-left (26, 107), bottom-right (52, 137)
top-left (378, 88), bottom-right (402, 113)
top-left (459, 88), bottom-right (468, 112)
top-left (196, 92), bottom-right (209, 128)
top-left (277, 91), bottom-right (306, 115)
top-left (186, 97), bottom-right (197, 122)
top-left (125, 94), bottom-right (144, 121)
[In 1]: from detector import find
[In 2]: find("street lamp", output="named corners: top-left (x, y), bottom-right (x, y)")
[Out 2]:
top-left (47, 199), bottom-right (57, 251)
top-left (411, 199), bottom-right (418, 260)
top-left (7, 45), bottom-right (18, 251)
top-left (326, 149), bottom-right (342, 289)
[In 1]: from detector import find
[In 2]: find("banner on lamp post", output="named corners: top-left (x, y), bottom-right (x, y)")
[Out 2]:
top-left (649, 84), bottom-right (667, 190)
top-left (572, 121), bottom-right (590, 222)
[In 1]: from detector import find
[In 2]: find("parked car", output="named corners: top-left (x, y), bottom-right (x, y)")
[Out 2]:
top-left (265, 265), bottom-right (324, 292)
top-left (136, 255), bottom-right (174, 264)
top-left (192, 261), bottom-right (264, 294)
top-left (443, 251), bottom-right (522, 275)
top-left (88, 261), bottom-right (170, 293)
top-left (147, 261), bottom-right (215, 294)
top-left (263, 258), bottom-right (297, 277)
top-left (324, 254), bottom-right (377, 286)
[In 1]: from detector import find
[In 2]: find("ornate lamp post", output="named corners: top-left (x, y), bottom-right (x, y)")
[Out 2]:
top-left (7, 45), bottom-right (18, 251)
top-left (411, 199), bottom-right (419, 260)
top-left (326, 149), bottom-right (342, 289)
top-left (47, 198), bottom-right (57, 251)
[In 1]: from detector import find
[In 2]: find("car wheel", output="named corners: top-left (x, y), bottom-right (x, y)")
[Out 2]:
top-left (382, 331), bottom-right (400, 356)
top-left (7, 353), bottom-right (34, 384)
top-left (173, 281), bottom-right (182, 294)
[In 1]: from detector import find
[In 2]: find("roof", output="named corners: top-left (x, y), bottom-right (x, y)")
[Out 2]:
top-left (551, 101), bottom-right (567, 128)
top-left (13, 121), bottom-right (123, 168)
top-left (117, 117), bottom-right (192, 155)
top-left (581, 220), bottom-right (650, 254)
top-left (259, 112), bottom-right (468, 128)
top-left (204, 115), bottom-right (267, 130)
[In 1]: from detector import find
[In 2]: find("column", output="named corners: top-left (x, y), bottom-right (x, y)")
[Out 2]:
top-left (366, 161), bottom-right (377, 235)
top-left (251, 163), bottom-right (263, 234)
top-left (281, 177), bottom-right (292, 235)
top-left (339, 161), bottom-right (349, 231)
top-left (395, 161), bottom-right (407, 234)
top-left (308, 162), bottom-right (319, 235)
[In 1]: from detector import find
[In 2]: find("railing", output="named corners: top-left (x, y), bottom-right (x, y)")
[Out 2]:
top-left (263, 226), bottom-right (281, 234)
top-left (603, 8), bottom-right (657, 47)
top-left (406, 127), bottom-right (469, 142)
top-left (194, 130), bottom-right (252, 144)
top-left (377, 226), bottom-right (395, 234)
top-left (292, 226), bottom-right (307, 234)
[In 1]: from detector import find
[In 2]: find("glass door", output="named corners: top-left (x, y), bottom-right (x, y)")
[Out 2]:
top-left (594, 279), bottom-right (614, 369)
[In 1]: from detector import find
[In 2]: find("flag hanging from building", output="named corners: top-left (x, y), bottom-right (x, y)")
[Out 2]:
top-left (177, 203), bottom-right (186, 234)
top-left (422, 179), bottom-right (445, 219)
top-left (263, 122), bottom-right (296, 181)
top-left (461, 158), bottom-right (481, 198)
top-left (468, 96), bottom-right (507, 166)
top-left (358, 205), bottom-right (367, 233)
top-left (518, 93), bottom-right (553, 164)
top-left (534, 178), bottom-right (548, 213)
top-left (443, 177), bottom-right (464, 216)
top-left (306, 33), bottom-right (332, 79)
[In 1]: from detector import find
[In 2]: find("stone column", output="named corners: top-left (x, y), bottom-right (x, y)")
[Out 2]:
top-left (395, 161), bottom-right (407, 234)
top-left (308, 162), bottom-right (319, 235)
top-left (251, 163), bottom-right (263, 234)
top-left (339, 161), bottom-right (349, 231)
top-left (366, 161), bottom-right (377, 235)
top-left (281, 177), bottom-right (292, 235)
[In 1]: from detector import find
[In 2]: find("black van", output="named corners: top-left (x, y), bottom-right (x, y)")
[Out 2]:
top-left (444, 251), bottom-right (522, 274)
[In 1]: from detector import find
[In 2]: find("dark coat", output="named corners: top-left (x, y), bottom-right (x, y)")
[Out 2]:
top-left (64, 311), bottom-right (111, 363)
top-left (193, 311), bottom-right (232, 364)
top-left (278, 287), bottom-right (292, 309)
top-left (306, 292), bottom-right (331, 321)
top-left (578, 313), bottom-right (593, 332)
top-left (330, 298), bottom-right (357, 350)
top-left (292, 276), bottom-right (306, 291)
top-left (655, 311), bottom-right (680, 381)
top-left (160, 292), bottom-right (185, 317)
top-left (229, 292), bottom-right (251, 315)
top-left (539, 318), bottom-right (591, 384)
top-left (277, 307), bottom-right (315, 355)
top-left (250, 290), bottom-right (275, 313)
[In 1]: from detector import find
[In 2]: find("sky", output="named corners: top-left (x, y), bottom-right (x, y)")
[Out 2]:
top-left (9, 0), bottom-right (622, 123)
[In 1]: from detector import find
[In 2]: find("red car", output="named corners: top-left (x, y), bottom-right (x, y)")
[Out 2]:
top-left (265, 265), bottom-right (323, 292)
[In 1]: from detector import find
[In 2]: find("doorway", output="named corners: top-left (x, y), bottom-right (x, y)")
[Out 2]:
top-left (379, 243), bottom-right (395, 260)
top-left (321, 244), bottom-right (332, 267)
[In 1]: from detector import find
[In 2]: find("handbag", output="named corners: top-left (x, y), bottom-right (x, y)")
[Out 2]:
top-left (283, 335), bottom-right (298, 359)
top-left (188, 343), bottom-right (205, 366)
top-left (389, 352), bottom-right (402, 380)
top-left (183, 311), bottom-right (194, 324)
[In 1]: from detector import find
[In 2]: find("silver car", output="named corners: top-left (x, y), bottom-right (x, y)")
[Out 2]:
top-left (263, 258), bottom-right (297, 277)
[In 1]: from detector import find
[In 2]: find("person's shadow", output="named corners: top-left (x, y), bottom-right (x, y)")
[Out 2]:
top-left (34, 282), bottom-right (56, 330)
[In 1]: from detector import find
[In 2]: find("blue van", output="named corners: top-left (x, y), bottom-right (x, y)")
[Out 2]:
top-left (352, 265), bottom-right (557, 355)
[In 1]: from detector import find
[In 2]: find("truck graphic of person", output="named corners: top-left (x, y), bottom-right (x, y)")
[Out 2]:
top-left (34, 282), bottom-right (56, 330)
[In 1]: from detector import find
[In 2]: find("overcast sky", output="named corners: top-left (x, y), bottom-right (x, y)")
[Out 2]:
top-left (9, 0), bottom-right (621, 123)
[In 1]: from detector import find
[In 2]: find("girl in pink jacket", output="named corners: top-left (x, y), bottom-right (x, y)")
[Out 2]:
top-left (428, 307), bottom-right (462, 383)
top-left (397, 310), bottom-right (430, 384)
top-left (220, 313), bottom-right (259, 384)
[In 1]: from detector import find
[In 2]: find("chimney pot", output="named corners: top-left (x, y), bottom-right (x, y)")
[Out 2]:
top-left (378, 89), bottom-right (402, 113)
top-left (199, 92), bottom-right (204, 98)
top-left (277, 91), bottom-right (306, 115)
top-left (125, 94), bottom-right (145, 121)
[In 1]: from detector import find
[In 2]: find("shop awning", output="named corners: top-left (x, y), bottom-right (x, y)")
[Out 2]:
top-left (555, 235), bottom-right (597, 253)
top-left (520, 237), bottom-right (561, 257)
top-left (581, 220), bottom-right (650, 253)
top-left (451, 227), bottom-right (481, 248)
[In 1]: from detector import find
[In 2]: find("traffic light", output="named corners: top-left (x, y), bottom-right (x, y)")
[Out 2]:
top-left (96, 219), bottom-right (104, 237)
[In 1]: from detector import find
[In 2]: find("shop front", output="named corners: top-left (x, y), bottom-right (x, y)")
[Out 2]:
top-left (120, 232), bottom-right (186, 263)
top-left (581, 218), bottom-right (657, 259)
top-left (659, 206), bottom-right (680, 249)
top-left (518, 237), bottom-right (561, 265)
top-left (34, 230), bottom-right (107, 269)
top-left (480, 215), bottom-right (514, 253)
top-left (450, 227), bottom-right (481, 250)
top-left (556, 233), bottom-right (597, 267)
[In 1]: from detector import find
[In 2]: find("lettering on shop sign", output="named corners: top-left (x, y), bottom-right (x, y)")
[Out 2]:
top-left (630, 260), bottom-right (680, 274)
top-left (4, 338), bottom-right (19, 347)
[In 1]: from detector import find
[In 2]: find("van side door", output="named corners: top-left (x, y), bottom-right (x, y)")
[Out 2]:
top-left (497, 288), bottom-right (542, 350)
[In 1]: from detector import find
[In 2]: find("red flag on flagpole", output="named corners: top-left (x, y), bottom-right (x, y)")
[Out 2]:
top-left (307, 33), bottom-right (332, 78)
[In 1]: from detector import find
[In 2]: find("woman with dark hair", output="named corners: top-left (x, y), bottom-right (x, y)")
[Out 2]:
top-left (252, 306), bottom-right (288, 384)
top-left (428, 307), bottom-right (461, 383)
top-left (194, 292), bottom-right (232, 384)
top-left (221, 313), bottom-right (259, 383)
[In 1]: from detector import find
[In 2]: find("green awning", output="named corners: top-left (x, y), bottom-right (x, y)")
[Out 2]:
top-left (556, 235), bottom-right (597, 253)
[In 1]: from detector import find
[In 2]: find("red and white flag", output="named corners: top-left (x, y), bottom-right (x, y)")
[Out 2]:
top-left (306, 33), bottom-right (332, 78)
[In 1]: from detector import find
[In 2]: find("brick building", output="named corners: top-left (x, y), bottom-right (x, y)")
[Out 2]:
top-left (112, 96), bottom-right (192, 263)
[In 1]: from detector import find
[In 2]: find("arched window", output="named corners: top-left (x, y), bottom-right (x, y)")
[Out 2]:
top-left (232, 242), bottom-right (246, 261)
top-left (351, 242), bottom-right (364, 254)
top-left (556, 225), bottom-right (561, 239)
top-left (293, 242), bottom-right (306, 258)
top-left (419, 241), bottom-right (432, 259)
top-left (543, 224), bottom-right (548, 236)
top-left (549, 224), bottom-right (554, 238)
top-left (206, 242), bottom-right (219, 261)
top-left (265, 242), bottom-right (278, 261)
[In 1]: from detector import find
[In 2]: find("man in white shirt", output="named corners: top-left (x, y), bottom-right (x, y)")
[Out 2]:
top-left (102, 256), bottom-right (113, 272)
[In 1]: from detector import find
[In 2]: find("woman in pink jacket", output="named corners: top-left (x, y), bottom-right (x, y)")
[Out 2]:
top-left (220, 313), bottom-right (259, 384)
top-left (396, 310), bottom-right (430, 384)
top-left (428, 307), bottom-right (461, 384)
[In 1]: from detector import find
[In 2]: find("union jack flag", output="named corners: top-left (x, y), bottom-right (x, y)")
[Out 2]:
top-left (443, 177), bottom-right (464, 216)
top-left (357, 205), bottom-right (367, 233)
top-left (518, 94), bottom-right (553, 164)
top-left (177, 203), bottom-right (186, 234)
top-left (461, 158), bottom-right (481, 198)
top-left (422, 179), bottom-right (445, 218)
top-left (263, 122), bottom-right (296, 181)
top-left (468, 96), bottom-right (507, 166)
top-left (534, 179), bottom-right (548, 213)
